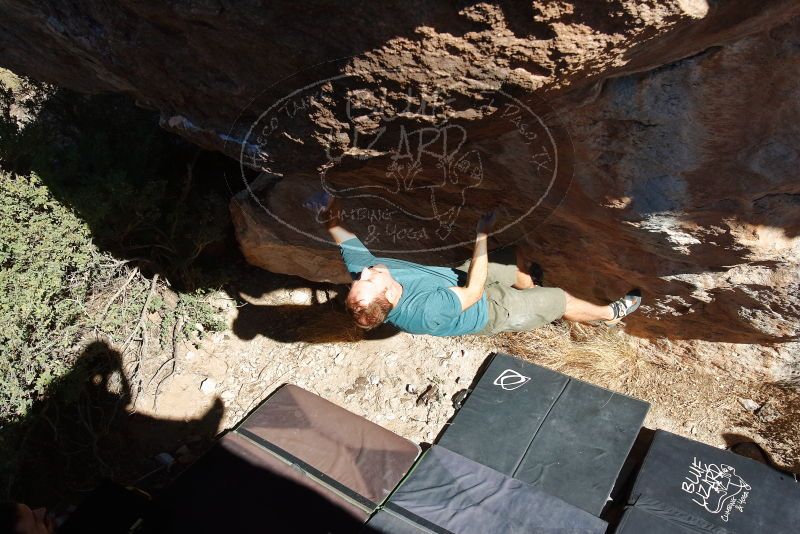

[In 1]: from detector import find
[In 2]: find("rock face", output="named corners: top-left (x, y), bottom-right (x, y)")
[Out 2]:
top-left (2, 1), bottom-right (800, 381)
top-left (545, 19), bottom-right (800, 380)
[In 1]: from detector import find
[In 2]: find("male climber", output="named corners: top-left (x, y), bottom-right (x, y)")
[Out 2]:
top-left (309, 195), bottom-right (641, 335)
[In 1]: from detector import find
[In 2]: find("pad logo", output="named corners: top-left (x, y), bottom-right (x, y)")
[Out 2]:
top-left (681, 457), bottom-right (751, 522)
top-left (493, 369), bottom-right (531, 391)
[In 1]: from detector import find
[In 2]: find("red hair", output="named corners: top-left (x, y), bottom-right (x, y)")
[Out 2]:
top-left (345, 289), bottom-right (393, 330)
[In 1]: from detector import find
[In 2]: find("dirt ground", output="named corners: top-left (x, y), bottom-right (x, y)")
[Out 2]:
top-left (126, 268), bottom-right (799, 476)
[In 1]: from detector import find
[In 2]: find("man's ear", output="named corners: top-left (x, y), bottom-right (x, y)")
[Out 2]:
top-left (384, 281), bottom-right (399, 303)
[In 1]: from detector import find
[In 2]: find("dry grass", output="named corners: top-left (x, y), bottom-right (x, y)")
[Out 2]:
top-left (495, 321), bottom-right (654, 390)
top-left (300, 312), bottom-right (655, 377)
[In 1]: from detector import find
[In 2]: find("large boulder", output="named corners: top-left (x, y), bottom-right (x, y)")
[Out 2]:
top-left (544, 19), bottom-right (800, 378)
top-left (2, 2), bottom-right (796, 157)
top-left (2, 1), bottom-right (799, 380)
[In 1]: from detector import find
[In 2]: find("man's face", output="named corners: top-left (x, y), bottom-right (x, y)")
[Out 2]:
top-left (13, 504), bottom-right (54, 534)
top-left (349, 264), bottom-right (393, 305)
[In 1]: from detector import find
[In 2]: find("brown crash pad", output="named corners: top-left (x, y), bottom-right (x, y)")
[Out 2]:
top-left (147, 385), bottom-right (421, 532)
top-left (149, 432), bottom-right (369, 532)
top-left (236, 384), bottom-right (421, 511)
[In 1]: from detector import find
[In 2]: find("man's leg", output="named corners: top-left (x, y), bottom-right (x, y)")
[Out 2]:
top-left (458, 247), bottom-right (539, 289)
top-left (481, 284), bottom-right (641, 334)
top-left (457, 248), bottom-right (518, 287)
top-left (562, 290), bottom-right (642, 324)
top-left (562, 291), bottom-right (614, 322)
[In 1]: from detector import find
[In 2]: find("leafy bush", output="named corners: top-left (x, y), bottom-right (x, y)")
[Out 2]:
top-left (0, 69), bottom-right (239, 502)
top-left (0, 171), bottom-right (99, 420)
top-left (0, 71), bottom-right (233, 423)
top-left (0, 70), bottom-right (231, 290)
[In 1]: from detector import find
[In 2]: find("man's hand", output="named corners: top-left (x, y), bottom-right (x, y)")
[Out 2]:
top-left (303, 192), bottom-right (336, 222)
top-left (476, 210), bottom-right (497, 236)
top-left (304, 191), bottom-right (355, 245)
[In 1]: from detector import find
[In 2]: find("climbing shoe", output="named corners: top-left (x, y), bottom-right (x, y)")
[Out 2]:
top-left (604, 289), bottom-right (642, 326)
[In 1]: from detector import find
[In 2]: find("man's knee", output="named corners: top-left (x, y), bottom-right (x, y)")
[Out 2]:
top-left (563, 291), bottom-right (574, 313)
top-left (487, 262), bottom-right (518, 287)
top-left (549, 288), bottom-right (568, 321)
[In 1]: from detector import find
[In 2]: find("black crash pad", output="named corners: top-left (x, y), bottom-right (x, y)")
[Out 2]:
top-left (615, 506), bottom-right (703, 534)
top-left (628, 430), bottom-right (800, 533)
top-left (369, 445), bottom-right (608, 534)
top-left (148, 432), bottom-right (368, 533)
top-left (437, 352), bottom-right (649, 515)
top-left (363, 508), bottom-right (445, 534)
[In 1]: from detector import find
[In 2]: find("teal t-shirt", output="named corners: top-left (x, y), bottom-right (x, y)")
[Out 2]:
top-left (339, 238), bottom-right (488, 336)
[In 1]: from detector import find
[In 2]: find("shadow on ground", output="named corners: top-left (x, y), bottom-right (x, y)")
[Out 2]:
top-left (2, 80), bottom-right (400, 347)
top-left (0, 83), bottom-right (402, 510)
top-left (229, 267), bottom-right (398, 343)
top-left (1, 339), bottom-right (389, 531)
top-left (1, 341), bottom-right (223, 508)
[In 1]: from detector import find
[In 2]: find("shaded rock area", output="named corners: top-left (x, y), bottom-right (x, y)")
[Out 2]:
top-left (2, 2), bottom-right (800, 381)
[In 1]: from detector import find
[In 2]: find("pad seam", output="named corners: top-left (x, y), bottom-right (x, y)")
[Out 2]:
top-left (510, 376), bottom-right (570, 477)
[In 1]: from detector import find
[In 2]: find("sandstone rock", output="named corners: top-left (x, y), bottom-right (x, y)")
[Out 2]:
top-left (548, 19), bottom-right (800, 379)
top-left (730, 441), bottom-right (769, 465)
top-left (225, 6), bottom-right (800, 384)
top-left (2, 1), bottom-right (796, 157)
top-left (416, 384), bottom-right (439, 406)
top-left (230, 15), bottom-right (800, 382)
top-left (2, 2), bottom-right (800, 381)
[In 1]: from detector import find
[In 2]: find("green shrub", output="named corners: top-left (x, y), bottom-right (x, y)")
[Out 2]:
top-left (0, 71), bottom-right (231, 291)
top-left (0, 72), bottom-right (231, 423)
top-left (0, 70), bottom-right (236, 501)
top-left (0, 171), bottom-right (98, 420)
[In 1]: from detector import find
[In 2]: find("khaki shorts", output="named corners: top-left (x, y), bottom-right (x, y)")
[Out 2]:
top-left (456, 252), bottom-right (566, 335)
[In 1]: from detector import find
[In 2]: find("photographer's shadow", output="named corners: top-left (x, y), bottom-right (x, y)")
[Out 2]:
top-left (6, 341), bottom-right (224, 507)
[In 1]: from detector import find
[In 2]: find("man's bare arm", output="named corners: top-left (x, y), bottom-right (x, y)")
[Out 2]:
top-left (325, 207), bottom-right (357, 245)
top-left (449, 211), bottom-right (495, 311)
top-left (307, 194), bottom-right (356, 244)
